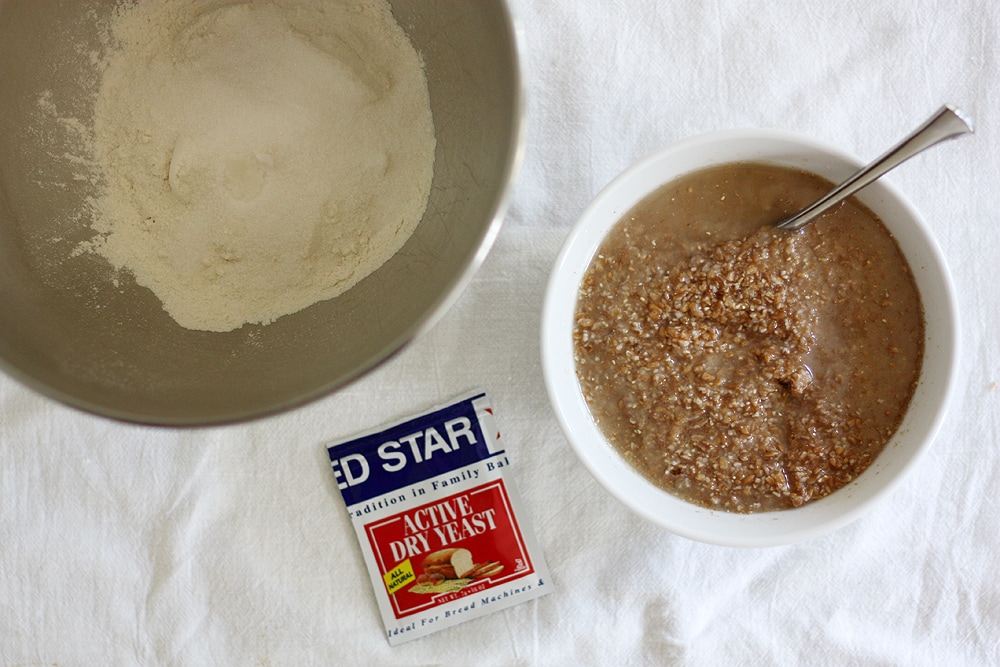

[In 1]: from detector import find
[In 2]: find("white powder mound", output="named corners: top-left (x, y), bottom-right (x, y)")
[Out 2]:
top-left (89, 0), bottom-right (435, 332)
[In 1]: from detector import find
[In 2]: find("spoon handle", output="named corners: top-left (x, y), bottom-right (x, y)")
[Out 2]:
top-left (776, 105), bottom-right (974, 230)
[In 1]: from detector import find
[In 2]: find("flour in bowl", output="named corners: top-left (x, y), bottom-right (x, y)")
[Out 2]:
top-left (88, 0), bottom-right (435, 331)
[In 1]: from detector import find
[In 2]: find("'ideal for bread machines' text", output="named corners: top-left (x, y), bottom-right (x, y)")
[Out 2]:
top-left (326, 390), bottom-right (551, 645)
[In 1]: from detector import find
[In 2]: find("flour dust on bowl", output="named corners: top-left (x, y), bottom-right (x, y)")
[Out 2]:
top-left (0, 0), bottom-right (523, 424)
top-left (541, 129), bottom-right (960, 547)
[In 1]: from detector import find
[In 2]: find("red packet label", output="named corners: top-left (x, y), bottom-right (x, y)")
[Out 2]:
top-left (326, 390), bottom-right (552, 645)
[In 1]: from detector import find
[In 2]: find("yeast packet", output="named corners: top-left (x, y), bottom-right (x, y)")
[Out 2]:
top-left (326, 390), bottom-right (552, 645)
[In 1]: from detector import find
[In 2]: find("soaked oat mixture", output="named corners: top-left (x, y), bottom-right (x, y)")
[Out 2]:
top-left (574, 163), bottom-right (924, 513)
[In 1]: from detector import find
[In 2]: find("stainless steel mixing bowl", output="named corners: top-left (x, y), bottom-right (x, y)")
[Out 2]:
top-left (0, 0), bottom-right (522, 425)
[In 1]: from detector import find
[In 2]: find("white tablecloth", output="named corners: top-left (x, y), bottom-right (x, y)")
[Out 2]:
top-left (3, 1), bottom-right (998, 664)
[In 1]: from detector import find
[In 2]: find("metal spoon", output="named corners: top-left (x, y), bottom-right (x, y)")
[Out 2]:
top-left (776, 105), bottom-right (974, 231)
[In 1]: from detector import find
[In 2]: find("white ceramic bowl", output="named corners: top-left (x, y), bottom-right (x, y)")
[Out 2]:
top-left (541, 129), bottom-right (959, 547)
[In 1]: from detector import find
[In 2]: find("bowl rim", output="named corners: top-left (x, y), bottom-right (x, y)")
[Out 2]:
top-left (541, 127), bottom-right (960, 547)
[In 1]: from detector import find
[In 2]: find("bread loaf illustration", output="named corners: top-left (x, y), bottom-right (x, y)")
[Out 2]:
top-left (422, 548), bottom-right (475, 579)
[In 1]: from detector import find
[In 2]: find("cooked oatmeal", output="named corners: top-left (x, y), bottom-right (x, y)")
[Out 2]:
top-left (573, 162), bottom-right (924, 513)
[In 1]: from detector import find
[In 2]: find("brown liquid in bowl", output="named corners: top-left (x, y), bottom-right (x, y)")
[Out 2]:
top-left (573, 163), bottom-right (924, 513)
